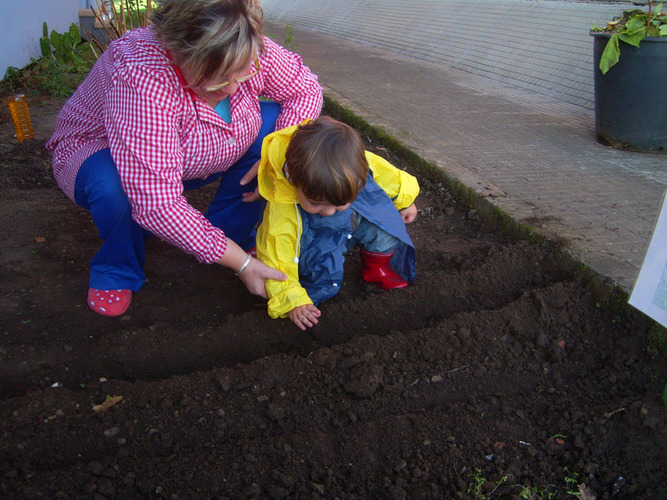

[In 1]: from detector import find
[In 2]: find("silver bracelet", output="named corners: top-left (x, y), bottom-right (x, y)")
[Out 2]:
top-left (235, 253), bottom-right (252, 276)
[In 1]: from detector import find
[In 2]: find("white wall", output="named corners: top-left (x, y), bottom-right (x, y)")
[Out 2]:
top-left (0, 0), bottom-right (80, 79)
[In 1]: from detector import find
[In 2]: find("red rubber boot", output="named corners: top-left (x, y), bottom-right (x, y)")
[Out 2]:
top-left (360, 249), bottom-right (409, 290)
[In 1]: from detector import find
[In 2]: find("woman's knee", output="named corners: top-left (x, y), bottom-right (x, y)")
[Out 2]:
top-left (76, 149), bottom-right (132, 219)
top-left (247, 101), bottom-right (281, 155)
top-left (259, 100), bottom-right (281, 129)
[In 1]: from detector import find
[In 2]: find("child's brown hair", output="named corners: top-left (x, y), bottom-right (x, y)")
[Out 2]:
top-left (285, 116), bottom-right (369, 206)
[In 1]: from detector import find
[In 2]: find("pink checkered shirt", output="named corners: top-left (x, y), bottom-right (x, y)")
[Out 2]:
top-left (46, 27), bottom-right (322, 264)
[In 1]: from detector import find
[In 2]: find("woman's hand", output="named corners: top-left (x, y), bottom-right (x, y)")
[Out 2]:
top-left (218, 241), bottom-right (285, 299)
top-left (237, 257), bottom-right (287, 299)
top-left (240, 159), bottom-right (261, 203)
top-left (288, 304), bottom-right (321, 331)
top-left (400, 203), bottom-right (418, 224)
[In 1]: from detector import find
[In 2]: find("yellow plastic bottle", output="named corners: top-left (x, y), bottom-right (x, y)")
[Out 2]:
top-left (7, 94), bottom-right (35, 142)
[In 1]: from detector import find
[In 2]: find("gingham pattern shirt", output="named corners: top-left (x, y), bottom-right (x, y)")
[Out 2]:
top-left (47, 27), bottom-right (323, 264)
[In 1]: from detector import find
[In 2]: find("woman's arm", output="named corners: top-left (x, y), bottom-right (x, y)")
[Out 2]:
top-left (106, 63), bottom-right (232, 264)
top-left (256, 37), bottom-right (323, 129)
top-left (217, 239), bottom-right (286, 299)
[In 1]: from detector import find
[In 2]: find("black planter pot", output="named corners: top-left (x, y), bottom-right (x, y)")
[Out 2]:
top-left (592, 33), bottom-right (667, 153)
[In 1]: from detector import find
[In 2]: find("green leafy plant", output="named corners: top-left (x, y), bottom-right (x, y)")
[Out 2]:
top-left (561, 467), bottom-right (583, 496)
top-left (40, 22), bottom-right (93, 72)
top-left (0, 22), bottom-right (93, 96)
top-left (517, 484), bottom-right (557, 500)
top-left (466, 469), bottom-right (509, 499)
top-left (591, 1), bottom-right (667, 74)
top-left (284, 24), bottom-right (297, 51)
top-left (0, 1), bottom-right (150, 96)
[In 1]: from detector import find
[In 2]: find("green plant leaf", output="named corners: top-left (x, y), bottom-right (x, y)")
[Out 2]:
top-left (599, 33), bottom-right (620, 74)
top-left (39, 39), bottom-right (51, 59)
top-left (47, 23), bottom-right (84, 66)
top-left (67, 23), bottom-right (82, 45)
top-left (49, 30), bottom-right (70, 65)
top-left (39, 22), bottom-right (51, 58)
top-left (619, 31), bottom-right (646, 47)
top-left (625, 17), bottom-right (648, 35)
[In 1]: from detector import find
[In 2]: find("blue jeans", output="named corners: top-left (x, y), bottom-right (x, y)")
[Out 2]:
top-left (74, 100), bottom-right (281, 291)
top-left (347, 213), bottom-right (400, 254)
top-left (298, 208), bottom-right (402, 306)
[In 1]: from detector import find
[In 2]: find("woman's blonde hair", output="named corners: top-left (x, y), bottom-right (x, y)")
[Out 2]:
top-left (150, 0), bottom-right (264, 86)
top-left (286, 117), bottom-right (369, 207)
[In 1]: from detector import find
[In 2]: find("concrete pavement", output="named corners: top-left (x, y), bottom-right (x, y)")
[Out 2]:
top-left (262, 0), bottom-right (632, 111)
top-left (265, 20), bottom-right (667, 294)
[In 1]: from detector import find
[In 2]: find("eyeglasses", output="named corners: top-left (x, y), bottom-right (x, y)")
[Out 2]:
top-left (203, 55), bottom-right (261, 92)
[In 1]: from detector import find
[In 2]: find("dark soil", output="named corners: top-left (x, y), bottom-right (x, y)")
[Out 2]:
top-left (0, 95), bottom-right (665, 500)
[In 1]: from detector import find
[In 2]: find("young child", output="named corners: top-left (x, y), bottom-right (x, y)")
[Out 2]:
top-left (256, 116), bottom-right (419, 330)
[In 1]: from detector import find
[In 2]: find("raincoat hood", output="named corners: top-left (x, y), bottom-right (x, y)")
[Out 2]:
top-left (258, 123), bottom-right (303, 205)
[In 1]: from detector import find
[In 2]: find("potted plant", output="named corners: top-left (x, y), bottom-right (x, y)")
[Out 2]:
top-left (590, 1), bottom-right (667, 152)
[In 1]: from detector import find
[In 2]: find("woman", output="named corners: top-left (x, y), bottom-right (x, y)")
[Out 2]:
top-left (46, 0), bottom-right (323, 316)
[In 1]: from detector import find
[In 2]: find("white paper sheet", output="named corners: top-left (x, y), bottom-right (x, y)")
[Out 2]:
top-left (629, 191), bottom-right (667, 328)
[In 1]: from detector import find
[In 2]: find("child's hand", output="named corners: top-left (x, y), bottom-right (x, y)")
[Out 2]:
top-left (240, 159), bottom-right (261, 202)
top-left (288, 304), bottom-right (321, 331)
top-left (400, 204), bottom-right (418, 224)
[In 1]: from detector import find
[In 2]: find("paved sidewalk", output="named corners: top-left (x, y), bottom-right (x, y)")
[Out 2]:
top-left (263, 0), bottom-right (631, 111)
top-left (266, 21), bottom-right (667, 294)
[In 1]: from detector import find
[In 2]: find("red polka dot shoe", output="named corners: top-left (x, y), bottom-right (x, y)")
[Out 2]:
top-left (87, 288), bottom-right (132, 317)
